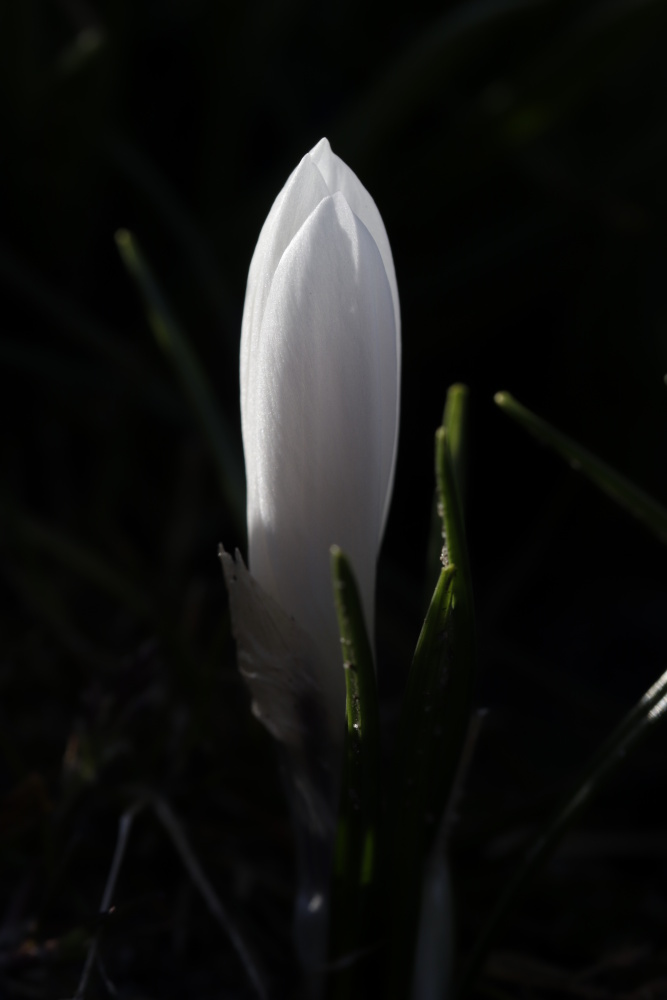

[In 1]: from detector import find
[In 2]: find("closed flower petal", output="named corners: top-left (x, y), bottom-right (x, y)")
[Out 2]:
top-left (240, 139), bottom-right (401, 737)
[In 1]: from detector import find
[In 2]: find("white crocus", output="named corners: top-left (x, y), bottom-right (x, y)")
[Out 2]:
top-left (238, 137), bottom-right (400, 740)
top-left (220, 137), bottom-right (400, 970)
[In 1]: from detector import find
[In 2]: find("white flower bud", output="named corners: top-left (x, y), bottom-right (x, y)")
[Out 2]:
top-left (239, 137), bottom-right (401, 736)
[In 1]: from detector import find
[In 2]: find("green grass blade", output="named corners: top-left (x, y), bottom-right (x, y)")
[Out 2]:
top-left (455, 665), bottom-right (667, 998)
top-left (425, 383), bottom-right (470, 605)
top-left (437, 422), bottom-right (472, 588)
top-left (328, 546), bottom-right (382, 998)
top-left (443, 383), bottom-right (470, 514)
top-left (115, 229), bottom-right (244, 532)
top-left (495, 391), bottom-right (667, 545)
top-left (387, 564), bottom-right (459, 1000)
top-left (387, 392), bottom-right (476, 999)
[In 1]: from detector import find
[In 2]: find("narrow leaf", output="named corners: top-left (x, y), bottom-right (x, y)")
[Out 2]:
top-left (455, 665), bottom-right (667, 998)
top-left (387, 389), bottom-right (476, 999)
top-left (115, 229), bottom-right (244, 531)
top-left (425, 383), bottom-right (470, 599)
top-left (328, 546), bottom-right (382, 998)
top-left (443, 383), bottom-right (470, 514)
top-left (495, 391), bottom-right (667, 545)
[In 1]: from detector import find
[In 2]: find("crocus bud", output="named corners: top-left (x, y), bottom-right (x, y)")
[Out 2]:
top-left (221, 138), bottom-right (400, 973)
top-left (239, 137), bottom-right (401, 737)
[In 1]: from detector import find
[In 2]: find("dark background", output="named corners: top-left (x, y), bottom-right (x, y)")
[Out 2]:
top-left (1, 0), bottom-right (667, 996)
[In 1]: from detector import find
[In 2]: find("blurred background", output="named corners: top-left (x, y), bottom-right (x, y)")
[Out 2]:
top-left (2, 0), bottom-right (667, 996)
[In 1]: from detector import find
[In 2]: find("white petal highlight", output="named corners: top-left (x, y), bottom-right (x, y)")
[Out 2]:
top-left (309, 138), bottom-right (401, 346)
top-left (241, 154), bottom-right (329, 416)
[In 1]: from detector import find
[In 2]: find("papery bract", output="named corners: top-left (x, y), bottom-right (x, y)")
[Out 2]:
top-left (240, 137), bottom-right (401, 738)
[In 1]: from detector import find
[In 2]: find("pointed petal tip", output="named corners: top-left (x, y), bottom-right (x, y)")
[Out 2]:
top-left (310, 137), bottom-right (332, 158)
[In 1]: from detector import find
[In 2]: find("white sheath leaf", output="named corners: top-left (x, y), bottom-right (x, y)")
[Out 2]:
top-left (220, 546), bottom-right (336, 835)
